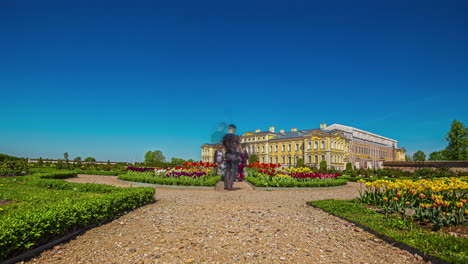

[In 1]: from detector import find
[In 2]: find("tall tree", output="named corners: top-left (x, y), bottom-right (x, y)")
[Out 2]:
top-left (63, 152), bottom-right (70, 169)
top-left (428, 151), bottom-right (445, 161)
top-left (37, 157), bottom-right (44, 166)
top-left (74, 157), bottom-right (82, 162)
top-left (144, 150), bottom-right (166, 164)
top-left (444, 120), bottom-right (468, 160)
top-left (412, 150), bottom-right (426, 161)
top-left (405, 155), bottom-right (412, 161)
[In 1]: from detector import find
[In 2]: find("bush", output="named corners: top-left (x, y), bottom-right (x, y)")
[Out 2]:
top-left (36, 172), bottom-right (78, 179)
top-left (0, 160), bottom-right (29, 176)
top-left (319, 160), bottom-right (327, 171)
top-left (346, 162), bottom-right (352, 171)
top-left (296, 158), bottom-right (305, 168)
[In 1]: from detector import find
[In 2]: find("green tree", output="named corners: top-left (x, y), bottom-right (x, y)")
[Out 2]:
top-left (405, 155), bottom-right (412, 161)
top-left (144, 150), bottom-right (166, 165)
top-left (63, 152), bottom-right (70, 170)
top-left (428, 151), bottom-right (445, 161)
top-left (319, 160), bottom-right (327, 171)
top-left (444, 120), bottom-right (468, 160)
top-left (248, 154), bottom-right (259, 164)
top-left (85, 157), bottom-right (96, 162)
top-left (296, 158), bottom-right (304, 167)
top-left (412, 150), bottom-right (426, 161)
top-left (74, 157), bottom-right (82, 162)
top-left (37, 157), bottom-right (44, 166)
top-left (345, 162), bottom-right (353, 171)
top-left (171, 157), bottom-right (186, 165)
top-left (56, 159), bottom-right (67, 169)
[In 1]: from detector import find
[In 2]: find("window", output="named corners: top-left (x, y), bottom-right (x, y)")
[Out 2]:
top-left (257, 146), bottom-right (260, 153)
top-left (262, 157), bottom-right (265, 162)
top-left (288, 144), bottom-right (291, 152)
top-left (270, 146), bottom-right (272, 152)
top-left (321, 141), bottom-right (325, 149)
top-left (308, 155), bottom-right (312, 163)
top-left (288, 156), bottom-right (292, 164)
top-left (315, 155), bottom-right (318, 163)
top-left (321, 155), bottom-right (325, 161)
top-left (314, 141), bottom-right (318, 150)
top-left (308, 142), bottom-right (311, 150)
top-left (270, 157), bottom-right (272, 163)
top-left (331, 142), bottom-right (334, 149)
top-left (282, 144), bottom-right (285, 152)
top-left (262, 146), bottom-right (264, 153)
top-left (276, 145), bottom-right (278, 152)
top-left (282, 156), bottom-right (285, 163)
top-left (296, 143), bottom-right (299, 151)
top-left (276, 157), bottom-right (278, 163)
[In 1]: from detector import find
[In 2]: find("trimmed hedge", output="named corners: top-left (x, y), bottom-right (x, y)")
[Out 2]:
top-left (35, 172), bottom-right (78, 179)
top-left (0, 176), bottom-right (155, 261)
top-left (245, 176), bottom-right (347, 188)
top-left (119, 172), bottom-right (221, 186)
top-left (76, 170), bottom-right (122, 176)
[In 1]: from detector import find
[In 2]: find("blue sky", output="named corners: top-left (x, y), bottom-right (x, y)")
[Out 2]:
top-left (1, 0), bottom-right (467, 162)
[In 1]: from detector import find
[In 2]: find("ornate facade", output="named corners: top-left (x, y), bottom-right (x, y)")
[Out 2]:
top-left (201, 123), bottom-right (405, 170)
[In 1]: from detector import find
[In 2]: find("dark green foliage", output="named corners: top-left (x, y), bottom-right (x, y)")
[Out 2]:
top-left (319, 160), bottom-right (327, 171)
top-left (248, 154), bottom-right (259, 164)
top-left (0, 160), bottom-right (29, 176)
top-left (296, 158), bottom-right (304, 168)
top-left (444, 120), bottom-right (468, 160)
top-left (84, 157), bottom-right (96, 162)
top-left (428, 151), bottom-right (446, 161)
top-left (309, 199), bottom-right (468, 263)
top-left (144, 150), bottom-right (166, 165)
top-left (345, 162), bottom-right (352, 171)
top-left (36, 172), bottom-right (78, 179)
top-left (412, 150), bottom-right (426, 161)
top-left (0, 176), bottom-right (154, 260)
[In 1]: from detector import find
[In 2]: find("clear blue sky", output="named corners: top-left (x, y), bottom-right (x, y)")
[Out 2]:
top-left (1, 0), bottom-right (467, 162)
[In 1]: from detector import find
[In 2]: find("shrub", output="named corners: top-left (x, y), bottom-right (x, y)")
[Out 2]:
top-left (346, 163), bottom-right (353, 171)
top-left (319, 160), bottom-right (327, 171)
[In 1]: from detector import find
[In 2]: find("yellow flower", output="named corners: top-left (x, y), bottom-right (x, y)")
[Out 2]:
top-left (357, 179), bottom-right (365, 183)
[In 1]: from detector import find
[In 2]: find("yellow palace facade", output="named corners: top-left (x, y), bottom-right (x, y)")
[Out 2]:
top-left (201, 123), bottom-right (405, 170)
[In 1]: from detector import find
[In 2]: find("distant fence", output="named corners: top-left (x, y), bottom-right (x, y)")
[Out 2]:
top-left (383, 161), bottom-right (468, 172)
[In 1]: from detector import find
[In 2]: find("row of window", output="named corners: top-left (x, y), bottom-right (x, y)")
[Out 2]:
top-left (354, 145), bottom-right (390, 158)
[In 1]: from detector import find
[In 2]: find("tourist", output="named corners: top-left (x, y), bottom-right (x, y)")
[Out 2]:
top-left (222, 124), bottom-right (241, 191)
top-left (213, 145), bottom-right (224, 177)
top-left (237, 144), bottom-right (249, 181)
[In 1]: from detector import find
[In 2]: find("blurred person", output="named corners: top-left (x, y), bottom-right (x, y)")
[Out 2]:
top-left (213, 144), bottom-right (224, 177)
top-left (222, 124), bottom-right (241, 191)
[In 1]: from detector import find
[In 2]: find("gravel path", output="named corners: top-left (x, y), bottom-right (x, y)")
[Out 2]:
top-left (23, 175), bottom-right (424, 264)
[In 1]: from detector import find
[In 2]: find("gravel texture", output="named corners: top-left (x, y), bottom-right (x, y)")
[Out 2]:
top-left (22, 175), bottom-right (425, 264)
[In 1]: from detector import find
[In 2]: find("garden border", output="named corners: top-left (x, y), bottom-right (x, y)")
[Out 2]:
top-left (118, 179), bottom-right (216, 190)
top-left (307, 202), bottom-right (449, 264)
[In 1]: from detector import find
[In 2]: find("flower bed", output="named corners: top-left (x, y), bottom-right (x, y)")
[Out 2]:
top-left (120, 161), bottom-right (220, 186)
top-left (246, 162), bottom-right (345, 188)
top-left (358, 177), bottom-right (468, 230)
top-left (0, 175), bottom-right (155, 261)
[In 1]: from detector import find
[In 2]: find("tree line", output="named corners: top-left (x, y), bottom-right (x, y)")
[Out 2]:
top-left (406, 120), bottom-right (467, 161)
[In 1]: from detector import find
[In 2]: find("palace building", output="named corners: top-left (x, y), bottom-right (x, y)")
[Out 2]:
top-left (201, 123), bottom-right (405, 170)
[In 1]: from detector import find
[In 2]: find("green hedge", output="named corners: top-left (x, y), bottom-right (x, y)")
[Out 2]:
top-left (245, 176), bottom-right (347, 188)
top-left (119, 172), bottom-right (221, 186)
top-left (35, 172), bottom-right (78, 179)
top-left (0, 176), bottom-right (155, 261)
top-left (309, 199), bottom-right (468, 264)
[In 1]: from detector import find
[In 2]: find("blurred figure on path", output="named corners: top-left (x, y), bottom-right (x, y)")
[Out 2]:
top-left (222, 124), bottom-right (241, 191)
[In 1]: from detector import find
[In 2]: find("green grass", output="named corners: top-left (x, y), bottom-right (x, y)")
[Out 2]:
top-left (0, 175), bottom-right (155, 261)
top-left (309, 199), bottom-right (468, 264)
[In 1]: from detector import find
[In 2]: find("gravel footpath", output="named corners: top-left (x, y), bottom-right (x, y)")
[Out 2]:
top-left (22, 175), bottom-right (425, 264)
